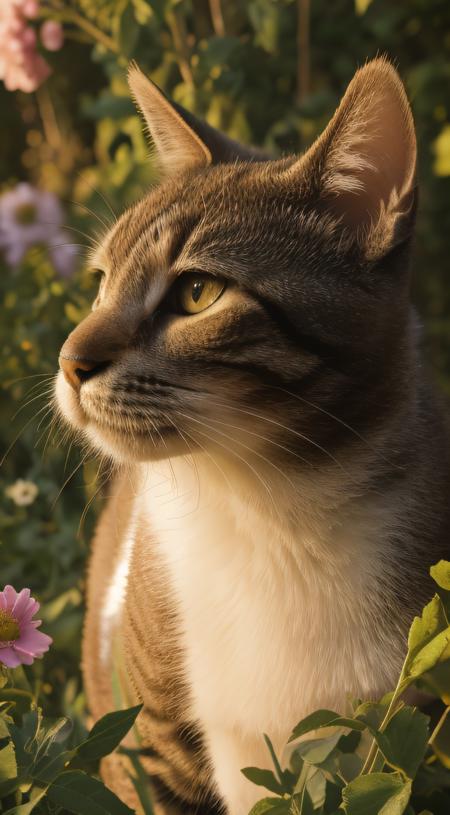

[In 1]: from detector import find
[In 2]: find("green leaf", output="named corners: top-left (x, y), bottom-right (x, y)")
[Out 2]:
top-left (381, 707), bottom-right (429, 779)
top-left (431, 561), bottom-right (450, 591)
top-left (76, 705), bottom-right (142, 761)
top-left (418, 659), bottom-right (450, 704)
top-left (241, 767), bottom-right (285, 795)
top-left (293, 731), bottom-right (342, 767)
top-left (0, 717), bottom-right (16, 783)
top-left (47, 770), bottom-right (135, 814)
top-left (3, 787), bottom-right (48, 814)
top-left (32, 748), bottom-right (75, 784)
top-left (404, 595), bottom-right (450, 684)
top-left (342, 773), bottom-right (412, 815)
top-left (288, 710), bottom-right (366, 743)
top-left (247, 798), bottom-right (291, 815)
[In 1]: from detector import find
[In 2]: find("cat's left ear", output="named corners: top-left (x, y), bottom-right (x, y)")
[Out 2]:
top-left (286, 58), bottom-right (417, 257)
top-left (128, 63), bottom-right (266, 176)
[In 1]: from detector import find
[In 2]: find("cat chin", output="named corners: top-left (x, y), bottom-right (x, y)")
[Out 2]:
top-left (84, 424), bottom-right (189, 464)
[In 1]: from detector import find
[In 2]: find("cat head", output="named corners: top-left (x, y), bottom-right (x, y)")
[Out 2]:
top-left (56, 58), bottom-right (417, 470)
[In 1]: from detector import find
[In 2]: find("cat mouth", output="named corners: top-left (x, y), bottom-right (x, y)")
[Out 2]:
top-left (55, 371), bottom-right (187, 462)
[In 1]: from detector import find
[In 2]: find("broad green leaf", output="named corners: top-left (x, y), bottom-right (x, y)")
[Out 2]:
top-left (292, 786), bottom-right (316, 814)
top-left (241, 767), bottom-right (285, 795)
top-left (339, 752), bottom-right (363, 783)
top-left (47, 770), bottom-right (135, 815)
top-left (32, 747), bottom-right (75, 784)
top-left (76, 705), bottom-right (142, 761)
top-left (248, 798), bottom-right (291, 815)
top-left (294, 732), bottom-right (341, 766)
top-left (419, 659), bottom-right (450, 704)
top-left (431, 561), bottom-right (450, 591)
top-left (289, 710), bottom-right (366, 743)
top-left (354, 702), bottom-right (387, 731)
top-left (404, 595), bottom-right (450, 684)
top-left (3, 787), bottom-right (48, 814)
top-left (0, 689), bottom-right (34, 717)
top-left (342, 772), bottom-right (412, 815)
top-left (407, 628), bottom-right (450, 680)
top-left (0, 716), bottom-right (16, 784)
top-left (381, 707), bottom-right (429, 779)
top-left (306, 768), bottom-right (327, 809)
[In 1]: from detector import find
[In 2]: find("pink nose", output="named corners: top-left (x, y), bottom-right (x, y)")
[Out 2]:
top-left (59, 355), bottom-right (108, 391)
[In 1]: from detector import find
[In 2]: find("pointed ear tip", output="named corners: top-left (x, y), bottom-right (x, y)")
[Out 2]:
top-left (353, 56), bottom-right (408, 97)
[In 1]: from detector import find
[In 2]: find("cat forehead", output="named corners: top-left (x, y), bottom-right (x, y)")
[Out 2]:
top-left (92, 158), bottom-right (299, 274)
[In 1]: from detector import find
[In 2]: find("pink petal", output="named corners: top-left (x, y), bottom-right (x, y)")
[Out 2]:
top-left (2, 586), bottom-right (18, 612)
top-left (15, 627), bottom-right (52, 656)
top-left (0, 647), bottom-right (22, 668)
top-left (11, 588), bottom-right (32, 621)
top-left (11, 646), bottom-right (34, 665)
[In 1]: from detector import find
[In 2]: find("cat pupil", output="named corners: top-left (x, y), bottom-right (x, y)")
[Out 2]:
top-left (192, 280), bottom-right (204, 303)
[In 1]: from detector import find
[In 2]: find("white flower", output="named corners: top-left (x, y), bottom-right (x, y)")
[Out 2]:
top-left (5, 479), bottom-right (39, 507)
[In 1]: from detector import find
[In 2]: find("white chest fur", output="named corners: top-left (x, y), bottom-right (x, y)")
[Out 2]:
top-left (127, 456), bottom-right (403, 814)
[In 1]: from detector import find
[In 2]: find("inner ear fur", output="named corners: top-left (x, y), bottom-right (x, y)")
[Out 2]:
top-left (286, 58), bottom-right (417, 257)
top-left (128, 63), bottom-right (268, 176)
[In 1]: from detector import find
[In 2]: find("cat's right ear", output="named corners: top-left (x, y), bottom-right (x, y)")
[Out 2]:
top-left (128, 63), bottom-right (266, 176)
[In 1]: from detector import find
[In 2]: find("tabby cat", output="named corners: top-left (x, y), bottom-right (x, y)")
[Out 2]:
top-left (56, 58), bottom-right (450, 815)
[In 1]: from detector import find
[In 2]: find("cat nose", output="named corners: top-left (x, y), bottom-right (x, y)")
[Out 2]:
top-left (59, 355), bottom-right (109, 391)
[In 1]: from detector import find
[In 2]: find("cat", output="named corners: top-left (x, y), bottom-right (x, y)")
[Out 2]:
top-left (55, 57), bottom-right (450, 815)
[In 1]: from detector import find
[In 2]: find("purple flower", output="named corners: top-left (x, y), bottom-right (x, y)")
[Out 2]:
top-left (0, 183), bottom-right (77, 276)
top-left (0, 585), bottom-right (52, 668)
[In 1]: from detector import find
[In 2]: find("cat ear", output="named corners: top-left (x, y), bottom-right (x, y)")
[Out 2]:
top-left (128, 63), bottom-right (266, 176)
top-left (287, 58), bottom-right (417, 256)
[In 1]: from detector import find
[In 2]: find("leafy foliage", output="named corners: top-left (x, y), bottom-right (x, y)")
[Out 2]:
top-left (0, 665), bottom-right (142, 813)
top-left (242, 562), bottom-right (450, 815)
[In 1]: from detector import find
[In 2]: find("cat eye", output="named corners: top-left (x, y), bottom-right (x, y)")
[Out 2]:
top-left (171, 273), bottom-right (226, 315)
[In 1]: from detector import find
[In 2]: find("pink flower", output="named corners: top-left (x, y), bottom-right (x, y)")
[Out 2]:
top-left (40, 20), bottom-right (64, 52)
top-left (0, 0), bottom-right (51, 93)
top-left (0, 585), bottom-right (52, 668)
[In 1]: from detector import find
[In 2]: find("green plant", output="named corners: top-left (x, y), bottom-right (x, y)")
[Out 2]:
top-left (242, 561), bottom-right (450, 815)
top-left (0, 663), bottom-right (145, 814)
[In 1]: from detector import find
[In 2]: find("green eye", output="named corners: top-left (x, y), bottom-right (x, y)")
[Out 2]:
top-left (172, 273), bottom-right (226, 315)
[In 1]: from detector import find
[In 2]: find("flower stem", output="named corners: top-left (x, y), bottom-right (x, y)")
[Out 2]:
top-left (41, 2), bottom-right (120, 55)
top-left (361, 665), bottom-right (408, 774)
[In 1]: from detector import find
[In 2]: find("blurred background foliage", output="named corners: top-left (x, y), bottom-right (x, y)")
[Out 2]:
top-left (1, 0), bottom-right (450, 729)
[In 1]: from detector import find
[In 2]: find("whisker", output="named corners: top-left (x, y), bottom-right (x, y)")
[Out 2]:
top-left (74, 170), bottom-right (118, 223)
top-left (264, 383), bottom-right (405, 471)
top-left (179, 410), bottom-right (297, 494)
top-left (67, 199), bottom-right (110, 232)
top-left (1, 402), bottom-right (52, 468)
top-left (196, 396), bottom-right (352, 478)
top-left (12, 385), bottom-right (56, 421)
top-left (51, 450), bottom-right (91, 509)
top-left (175, 411), bottom-right (283, 525)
